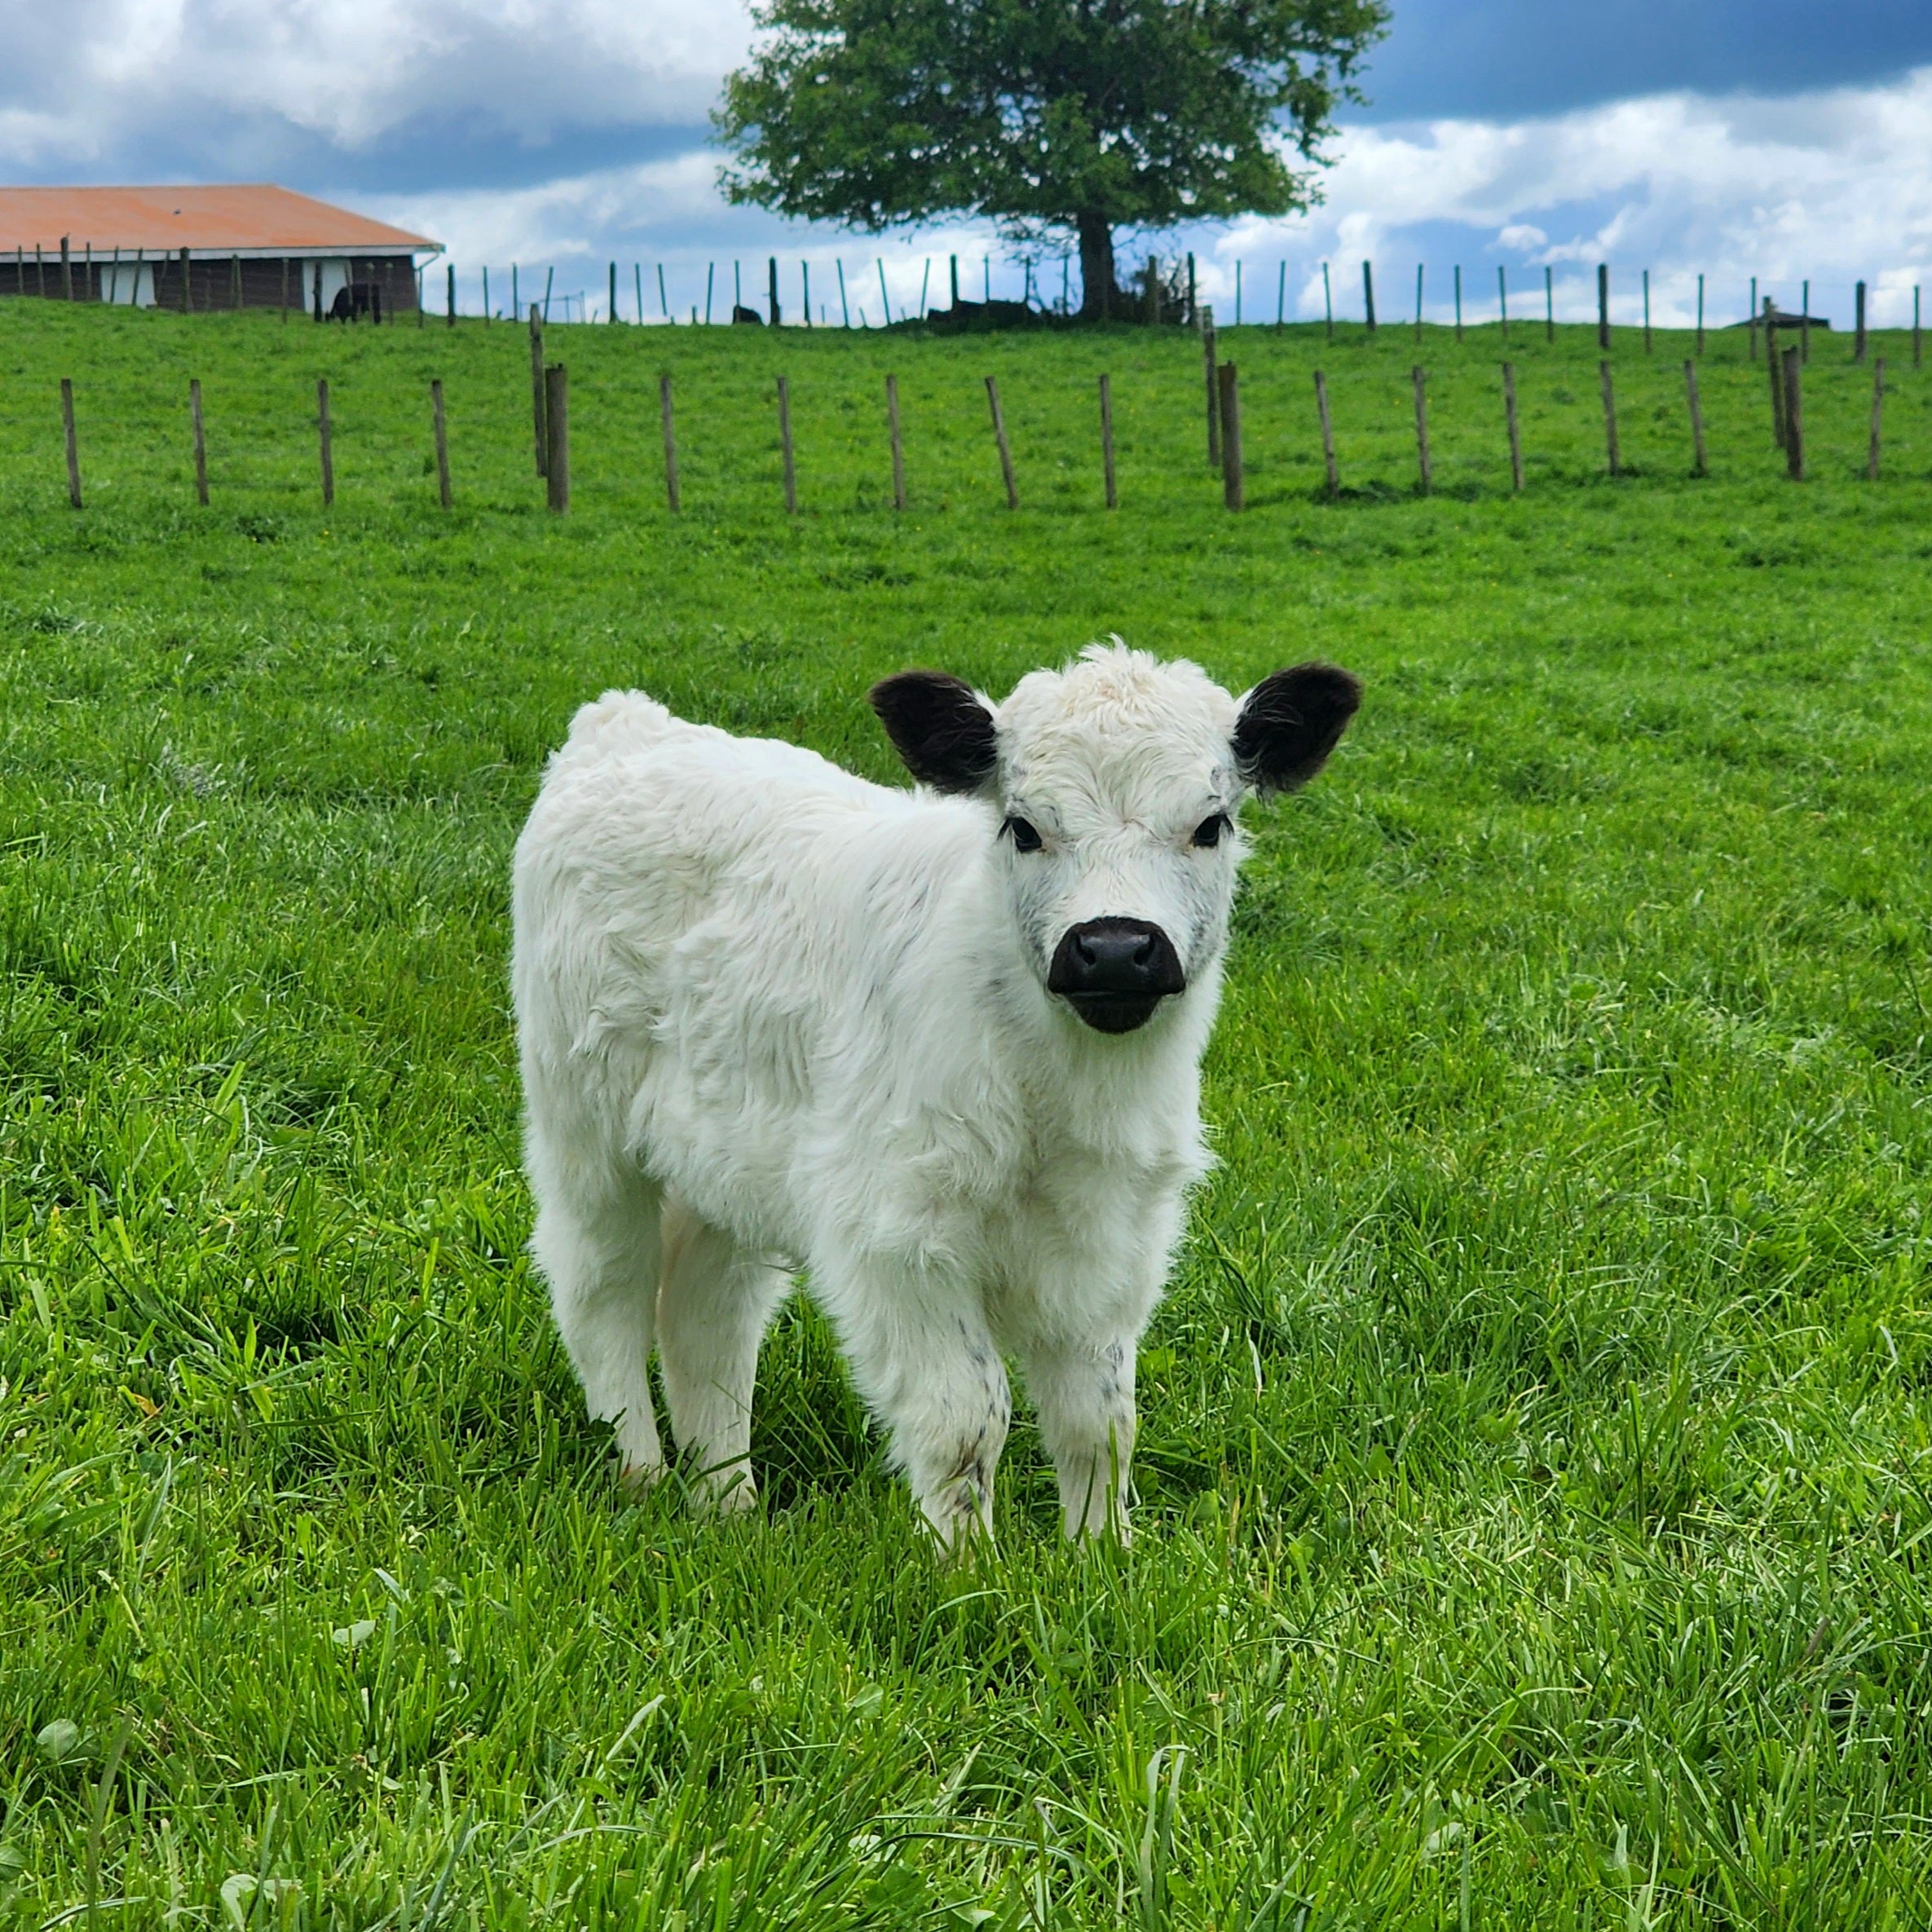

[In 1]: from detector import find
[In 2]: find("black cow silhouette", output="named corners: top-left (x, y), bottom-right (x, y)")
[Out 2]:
top-left (328, 283), bottom-right (383, 324)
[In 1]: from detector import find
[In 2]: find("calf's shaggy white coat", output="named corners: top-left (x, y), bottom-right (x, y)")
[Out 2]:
top-left (512, 643), bottom-right (1359, 1543)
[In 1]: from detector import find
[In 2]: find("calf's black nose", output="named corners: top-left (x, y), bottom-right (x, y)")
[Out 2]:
top-left (1048, 918), bottom-right (1186, 1034)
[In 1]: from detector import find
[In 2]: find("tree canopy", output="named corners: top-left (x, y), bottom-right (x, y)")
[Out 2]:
top-left (716, 0), bottom-right (1390, 319)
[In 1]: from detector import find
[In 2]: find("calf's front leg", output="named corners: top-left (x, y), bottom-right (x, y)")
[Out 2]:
top-left (825, 1266), bottom-right (1012, 1550)
top-left (1021, 1333), bottom-right (1139, 1542)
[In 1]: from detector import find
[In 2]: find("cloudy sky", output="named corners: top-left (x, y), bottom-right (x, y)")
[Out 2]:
top-left (4, 0), bottom-right (1930, 328)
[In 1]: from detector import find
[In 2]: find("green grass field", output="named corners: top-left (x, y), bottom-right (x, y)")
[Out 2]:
top-left (2, 296), bottom-right (1931, 1928)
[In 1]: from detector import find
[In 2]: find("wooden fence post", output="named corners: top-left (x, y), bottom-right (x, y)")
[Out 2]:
top-left (317, 378), bottom-right (333, 507)
top-left (545, 364), bottom-right (570, 513)
top-left (1362, 259), bottom-right (1376, 333)
top-left (60, 235), bottom-right (73, 302)
top-left (1202, 308), bottom-right (1220, 468)
top-left (1313, 369), bottom-right (1339, 496)
top-left (609, 262), bottom-right (617, 324)
top-left (180, 246), bottom-right (192, 314)
top-left (1683, 360), bottom-right (1707, 478)
top-left (768, 257), bottom-right (781, 326)
top-left (60, 379), bottom-right (82, 509)
top-left (655, 374), bottom-right (679, 511)
top-left (530, 307), bottom-right (548, 476)
top-left (1098, 373), bottom-right (1117, 509)
top-left (1502, 362), bottom-right (1524, 492)
top-left (986, 376), bottom-right (1017, 509)
top-left (432, 379), bottom-right (452, 509)
top-left (885, 373), bottom-right (906, 511)
top-left (1765, 300), bottom-right (1784, 446)
top-left (190, 378), bottom-right (209, 505)
top-left (777, 375), bottom-right (797, 512)
top-left (1597, 263), bottom-right (1609, 349)
top-left (1867, 357), bottom-right (1884, 481)
top-left (1781, 347), bottom-right (1803, 480)
top-left (1599, 359), bottom-right (1621, 477)
top-left (1855, 280), bottom-right (1867, 363)
top-left (1411, 364), bottom-right (1431, 494)
top-left (1218, 363), bottom-right (1243, 511)
top-left (446, 264), bottom-right (456, 326)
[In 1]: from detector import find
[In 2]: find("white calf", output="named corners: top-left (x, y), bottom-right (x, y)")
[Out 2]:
top-left (512, 643), bottom-right (1360, 1544)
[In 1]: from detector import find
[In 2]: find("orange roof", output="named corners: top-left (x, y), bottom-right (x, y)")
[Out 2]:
top-left (0, 184), bottom-right (439, 257)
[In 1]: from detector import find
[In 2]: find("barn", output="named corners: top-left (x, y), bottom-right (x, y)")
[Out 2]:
top-left (0, 184), bottom-right (440, 317)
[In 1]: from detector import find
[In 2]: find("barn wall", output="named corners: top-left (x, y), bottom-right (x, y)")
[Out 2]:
top-left (0, 251), bottom-right (422, 312)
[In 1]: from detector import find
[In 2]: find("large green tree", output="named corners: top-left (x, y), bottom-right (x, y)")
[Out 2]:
top-left (716, 0), bottom-right (1390, 320)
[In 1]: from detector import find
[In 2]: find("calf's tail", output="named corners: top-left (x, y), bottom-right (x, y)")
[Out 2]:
top-left (563, 689), bottom-right (676, 760)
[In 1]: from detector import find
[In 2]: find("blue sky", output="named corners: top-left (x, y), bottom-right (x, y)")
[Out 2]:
top-left (3, 0), bottom-right (1930, 326)
top-left (1365, 0), bottom-right (1932, 119)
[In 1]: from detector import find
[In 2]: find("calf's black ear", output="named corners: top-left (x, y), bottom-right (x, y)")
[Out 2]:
top-left (1232, 663), bottom-right (1362, 794)
top-left (869, 671), bottom-right (999, 793)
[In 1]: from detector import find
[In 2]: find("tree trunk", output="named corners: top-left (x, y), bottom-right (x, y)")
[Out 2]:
top-left (1077, 211), bottom-right (1116, 320)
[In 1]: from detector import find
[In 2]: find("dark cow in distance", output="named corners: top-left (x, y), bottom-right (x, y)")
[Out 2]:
top-left (328, 284), bottom-right (382, 324)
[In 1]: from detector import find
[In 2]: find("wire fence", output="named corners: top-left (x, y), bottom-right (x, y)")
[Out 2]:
top-left (26, 309), bottom-right (1926, 518)
top-left (421, 254), bottom-right (1928, 346)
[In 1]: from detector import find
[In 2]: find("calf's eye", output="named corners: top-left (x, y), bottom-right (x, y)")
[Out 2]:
top-left (1191, 814), bottom-right (1229, 849)
top-left (1004, 816), bottom-right (1044, 853)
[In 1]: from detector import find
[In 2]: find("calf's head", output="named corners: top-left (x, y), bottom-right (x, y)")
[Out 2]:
top-left (871, 643), bottom-right (1360, 1035)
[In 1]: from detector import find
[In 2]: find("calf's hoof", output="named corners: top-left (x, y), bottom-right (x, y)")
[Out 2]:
top-left (688, 1467), bottom-right (760, 1518)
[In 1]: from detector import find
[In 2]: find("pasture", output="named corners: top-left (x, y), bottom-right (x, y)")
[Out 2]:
top-left (2, 298), bottom-right (1931, 1927)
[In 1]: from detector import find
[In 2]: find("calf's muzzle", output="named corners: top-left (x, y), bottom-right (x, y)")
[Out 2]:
top-left (1048, 918), bottom-right (1187, 1034)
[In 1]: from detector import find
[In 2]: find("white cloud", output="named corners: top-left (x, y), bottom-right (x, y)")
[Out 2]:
top-left (1206, 69), bottom-right (1932, 325)
top-left (0, 0), bottom-right (748, 162)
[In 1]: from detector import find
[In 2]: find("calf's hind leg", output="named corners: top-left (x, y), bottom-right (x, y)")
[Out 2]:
top-left (656, 1198), bottom-right (792, 1512)
top-left (531, 1169), bottom-right (665, 1486)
